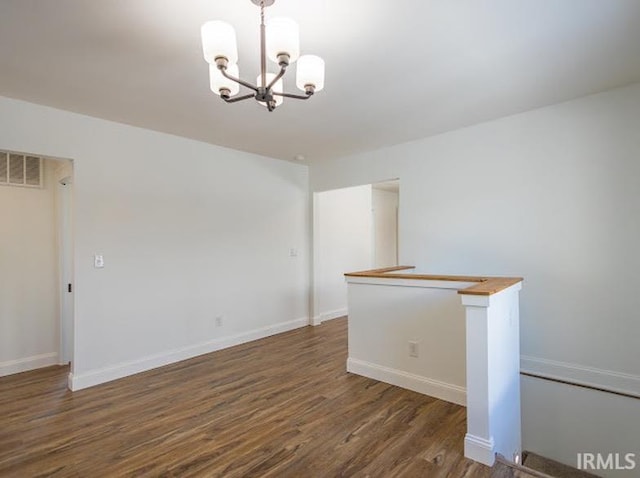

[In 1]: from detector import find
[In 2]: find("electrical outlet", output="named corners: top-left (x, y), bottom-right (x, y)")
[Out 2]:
top-left (409, 340), bottom-right (419, 358)
top-left (215, 316), bottom-right (223, 327)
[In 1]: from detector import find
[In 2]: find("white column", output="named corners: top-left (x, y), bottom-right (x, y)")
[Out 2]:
top-left (461, 283), bottom-right (522, 466)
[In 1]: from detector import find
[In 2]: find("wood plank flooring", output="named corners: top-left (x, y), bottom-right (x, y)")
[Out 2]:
top-left (0, 318), bottom-right (528, 477)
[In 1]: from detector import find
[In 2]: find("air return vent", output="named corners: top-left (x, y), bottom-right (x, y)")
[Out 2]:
top-left (0, 151), bottom-right (42, 188)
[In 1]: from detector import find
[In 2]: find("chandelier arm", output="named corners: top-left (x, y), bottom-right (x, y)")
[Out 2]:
top-left (272, 91), bottom-right (314, 100)
top-left (220, 68), bottom-right (259, 92)
top-left (221, 93), bottom-right (256, 103)
top-left (266, 66), bottom-right (287, 91)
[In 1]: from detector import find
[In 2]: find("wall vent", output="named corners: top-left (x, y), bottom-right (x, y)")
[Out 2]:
top-left (0, 151), bottom-right (43, 188)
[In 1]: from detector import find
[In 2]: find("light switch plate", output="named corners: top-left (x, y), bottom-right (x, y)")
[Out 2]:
top-left (94, 254), bottom-right (104, 268)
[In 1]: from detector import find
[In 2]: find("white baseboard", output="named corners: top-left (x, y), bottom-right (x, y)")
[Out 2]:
top-left (69, 317), bottom-right (309, 391)
top-left (464, 434), bottom-right (495, 466)
top-left (521, 355), bottom-right (640, 397)
top-left (312, 308), bottom-right (348, 326)
top-left (346, 357), bottom-right (466, 406)
top-left (0, 352), bottom-right (59, 377)
top-left (321, 307), bottom-right (347, 322)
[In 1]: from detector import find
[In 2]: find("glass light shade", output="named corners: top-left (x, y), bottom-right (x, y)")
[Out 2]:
top-left (256, 73), bottom-right (284, 107)
top-left (210, 64), bottom-right (240, 96)
top-left (296, 55), bottom-right (325, 92)
top-left (201, 21), bottom-right (238, 65)
top-left (266, 17), bottom-right (300, 63)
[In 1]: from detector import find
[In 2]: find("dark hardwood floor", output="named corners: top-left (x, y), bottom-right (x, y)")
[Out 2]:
top-left (0, 318), bottom-right (528, 477)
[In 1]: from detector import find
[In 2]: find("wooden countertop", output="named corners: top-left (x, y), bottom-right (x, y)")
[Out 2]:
top-left (344, 266), bottom-right (523, 296)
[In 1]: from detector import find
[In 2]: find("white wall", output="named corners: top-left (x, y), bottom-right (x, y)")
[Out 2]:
top-left (522, 375), bottom-right (639, 477)
top-left (0, 96), bottom-right (309, 389)
top-left (372, 187), bottom-right (398, 268)
top-left (314, 185), bottom-right (372, 323)
top-left (0, 159), bottom-right (59, 375)
top-left (347, 281), bottom-right (467, 405)
top-left (310, 82), bottom-right (640, 476)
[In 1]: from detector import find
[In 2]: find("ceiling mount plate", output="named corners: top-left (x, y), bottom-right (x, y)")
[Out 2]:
top-left (251, 0), bottom-right (275, 6)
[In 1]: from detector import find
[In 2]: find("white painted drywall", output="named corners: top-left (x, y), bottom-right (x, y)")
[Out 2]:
top-left (0, 159), bottom-right (59, 375)
top-left (314, 185), bottom-right (372, 323)
top-left (0, 96), bottom-right (309, 389)
top-left (347, 280), bottom-right (467, 403)
top-left (310, 82), bottom-right (640, 475)
top-left (372, 187), bottom-right (398, 267)
top-left (522, 375), bottom-right (640, 478)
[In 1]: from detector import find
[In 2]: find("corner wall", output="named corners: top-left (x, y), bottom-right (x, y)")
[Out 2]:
top-left (0, 96), bottom-right (310, 389)
top-left (310, 83), bottom-right (640, 476)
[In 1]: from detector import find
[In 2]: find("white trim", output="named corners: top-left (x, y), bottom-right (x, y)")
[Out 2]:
top-left (459, 282), bottom-right (522, 307)
top-left (0, 352), bottom-right (59, 377)
top-left (346, 276), bottom-right (476, 290)
top-left (464, 434), bottom-right (495, 466)
top-left (346, 357), bottom-right (466, 406)
top-left (459, 294), bottom-right (491, 307)
top-left (57, 173), bottom-right (74, 366)
top-left (311, 192), bottom-right (322, 329)
top-left (521, 355), bottom-right (640, 397)
top-left (69, 317), bottom-right (308, 391)
top-left (312, 308), bottom-right (348, 326)
top-left (320, 307), bottom-right (348, 323)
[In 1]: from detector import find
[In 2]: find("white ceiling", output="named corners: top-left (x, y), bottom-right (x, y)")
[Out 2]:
top-left (1, 1), bottom-right (640, 163)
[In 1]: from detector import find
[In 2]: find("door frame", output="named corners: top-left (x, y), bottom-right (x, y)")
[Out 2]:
top-left (56, 161), bottom-right (74, 366)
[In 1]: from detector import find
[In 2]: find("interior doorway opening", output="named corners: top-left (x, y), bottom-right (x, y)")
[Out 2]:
top-left (371, 180), bottom-right (399, 268)
top-left (311, 179), bottom-right (399, 326)
top-left (0, 152), bottom-right (74, 378)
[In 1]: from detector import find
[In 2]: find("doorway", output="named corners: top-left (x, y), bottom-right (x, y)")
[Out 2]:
top-left (371, 180), bottom-right (399, 268)
top-left (311, 179), bottom-right (399, 326)
top-left (0, 152), bottom-right (74, 377)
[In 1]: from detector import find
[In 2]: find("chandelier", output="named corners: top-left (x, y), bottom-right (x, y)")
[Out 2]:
top-left (201, 0), bottom-right (325, 112)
